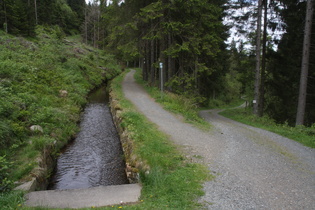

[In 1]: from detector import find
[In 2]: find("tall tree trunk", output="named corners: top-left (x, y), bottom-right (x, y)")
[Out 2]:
top-left (97, 9), bottom-right (100, 49)
top-left (85, 7), bottom-right (88, 44)
top-left (150, 38), bottom-right (155, 85)
top-left (93, 15), bottom-right (96, 48)
top-left (160, 36), bottom-right (166, 90)
top-left (254, 0), bottom-right (263, 116)
top-left (259, 0), bottom-right (268, 116)
top-left (145, 39), bottom-right (151, 81)
top-left (3, 1), bottom-right (8, 33)
top-left (34, 0), bottom-right (38, 25)
top-left (194, 58), bottom-right (198, 94)
top-left (296, 0), bottom-right (314, 126)
top-left (167, 34), bottom-right (173, 90)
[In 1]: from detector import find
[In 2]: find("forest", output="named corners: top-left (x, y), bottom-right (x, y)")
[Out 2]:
top-left (0, 0), bottom-right (314, 125)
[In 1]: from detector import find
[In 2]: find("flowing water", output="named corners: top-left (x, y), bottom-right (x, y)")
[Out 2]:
top-left (48, 86), bottom-right (128, 190)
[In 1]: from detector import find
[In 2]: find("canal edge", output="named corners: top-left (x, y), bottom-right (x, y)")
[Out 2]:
top-left (109, 90), bottom-right (150, 184)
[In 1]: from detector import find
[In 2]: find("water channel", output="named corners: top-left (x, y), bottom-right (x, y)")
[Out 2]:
top-left (48, 86), bottom-right (128, 190)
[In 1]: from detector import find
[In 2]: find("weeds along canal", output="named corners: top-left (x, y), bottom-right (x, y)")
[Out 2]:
top-left (48, 86), bottom-right (129, 190)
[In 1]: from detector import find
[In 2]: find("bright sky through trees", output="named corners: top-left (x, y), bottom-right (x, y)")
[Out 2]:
top-left (85, 0), bottom-right (115, 5)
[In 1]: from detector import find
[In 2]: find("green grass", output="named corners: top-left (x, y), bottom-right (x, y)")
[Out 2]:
top-left (0, 190), bottom-right (48, 210)
top-left (0, 191), bottom-right (25, 210)
top-left (220, 108), bottom-right (315, 148)
top-left (133, 69), bottom-right (210, 131)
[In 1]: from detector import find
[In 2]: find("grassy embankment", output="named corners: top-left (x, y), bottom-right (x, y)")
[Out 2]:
top-left (220, 108), bottom-right (315, 148)
top-left (0, 26), bottom-right (122, 208)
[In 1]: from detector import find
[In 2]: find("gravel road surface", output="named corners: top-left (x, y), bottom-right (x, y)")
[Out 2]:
top-left (123, 70), bottom-right (315, 209)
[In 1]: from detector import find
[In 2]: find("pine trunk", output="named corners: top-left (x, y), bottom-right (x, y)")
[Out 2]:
top-left (296, 0), bottom-right (314, 126)
top-left (254, 0), bottom-right (263, 116)
top-left (259, 0), bottom-right (268, 116)
top-left (167, 34), bottom-right (173, 90)
top-left (3, 1), bottom-right (8, 33)
top-left (34, 0), bottom-right (38, 25)
top-left (150, 38), bottom-right (155, 85)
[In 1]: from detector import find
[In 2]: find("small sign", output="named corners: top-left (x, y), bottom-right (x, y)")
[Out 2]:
top-left (159, 62), bottom-right (163, 69)
top-left (253, 100), bottom-right (256, 104)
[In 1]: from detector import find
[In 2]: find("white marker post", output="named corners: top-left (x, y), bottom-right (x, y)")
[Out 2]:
top-left (159, 62), bottom-right (163, 93)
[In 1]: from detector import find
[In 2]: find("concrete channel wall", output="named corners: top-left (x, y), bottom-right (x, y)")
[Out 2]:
top-left (109, 90), bottom-right (149, 184)
top-left (15, 145), bottom-right (55, 192)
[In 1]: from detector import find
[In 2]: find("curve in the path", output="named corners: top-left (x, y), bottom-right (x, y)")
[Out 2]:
top-left (123, 70), bottom-right (315, 209)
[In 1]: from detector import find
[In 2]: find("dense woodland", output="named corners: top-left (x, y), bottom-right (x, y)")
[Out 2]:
top-left (0, 0), bottom-right (314, 126)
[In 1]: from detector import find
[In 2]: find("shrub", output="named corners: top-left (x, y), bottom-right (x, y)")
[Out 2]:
top-left (0, 120), bottom-right (14, 148)
top-left (0, 156), bottom-right (13, 192)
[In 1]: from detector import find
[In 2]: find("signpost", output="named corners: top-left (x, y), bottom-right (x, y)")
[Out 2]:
top-left (159, 62), bottom-right (163, 93)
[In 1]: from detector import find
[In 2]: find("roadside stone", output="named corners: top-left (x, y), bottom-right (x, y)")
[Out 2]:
top-left (59, 90), bottom-right (68, 97)
top-left (30, 125), bottom-right (43, 133)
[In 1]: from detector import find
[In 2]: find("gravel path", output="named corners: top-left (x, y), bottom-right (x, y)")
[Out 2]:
top-left (122, 70), bottom-right (315, 209)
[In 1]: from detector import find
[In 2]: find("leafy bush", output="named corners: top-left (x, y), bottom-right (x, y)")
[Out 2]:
top-left (0, 156), bottom-right (13, 192)
top-left (0, 120), bottom-right (14, 148)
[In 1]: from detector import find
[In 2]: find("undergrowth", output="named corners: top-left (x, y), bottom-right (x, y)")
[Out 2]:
top-left (221, 108), bottom-right (315, 148)
top-left (104, 70), bottom-right (212, 209)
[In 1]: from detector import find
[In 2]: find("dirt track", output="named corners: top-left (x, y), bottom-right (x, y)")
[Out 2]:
top-left (123, 70), bottom-right (315, 209)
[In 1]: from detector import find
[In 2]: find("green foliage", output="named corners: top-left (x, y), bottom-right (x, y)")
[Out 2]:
top-left (0, 0), bottom-right (83, 36)
top-left (0, 190), bottom-right (25, 209)
top-left (108, 70), bottom-right (212, 209)
top-left (0, 156), bottom-right (13, 192)
top-left (165, 72), bottom-right (207, 105)
top-left (221, 108), bottom-right (315, 148)
top-left (30, 136), bottom-right (55, 151)
top-left (35, 25), bottom-right (66, 40)
top-left (0, 120), bottom-right (14, 148)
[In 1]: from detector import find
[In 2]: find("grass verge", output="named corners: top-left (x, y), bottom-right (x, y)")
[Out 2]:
top-left (220, 108), bottom-right (315, 148)
top-left (103, 70), bottom-right (212, 209)
top-left (133, 69), bottom-right (210, 131)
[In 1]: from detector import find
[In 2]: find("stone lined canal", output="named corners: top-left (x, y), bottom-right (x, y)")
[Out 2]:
top-left (48, 86), bottom-right (128, 190)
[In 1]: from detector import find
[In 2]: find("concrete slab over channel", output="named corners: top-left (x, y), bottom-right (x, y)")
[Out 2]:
top-left (24, 184), bottom-right (142, 209)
